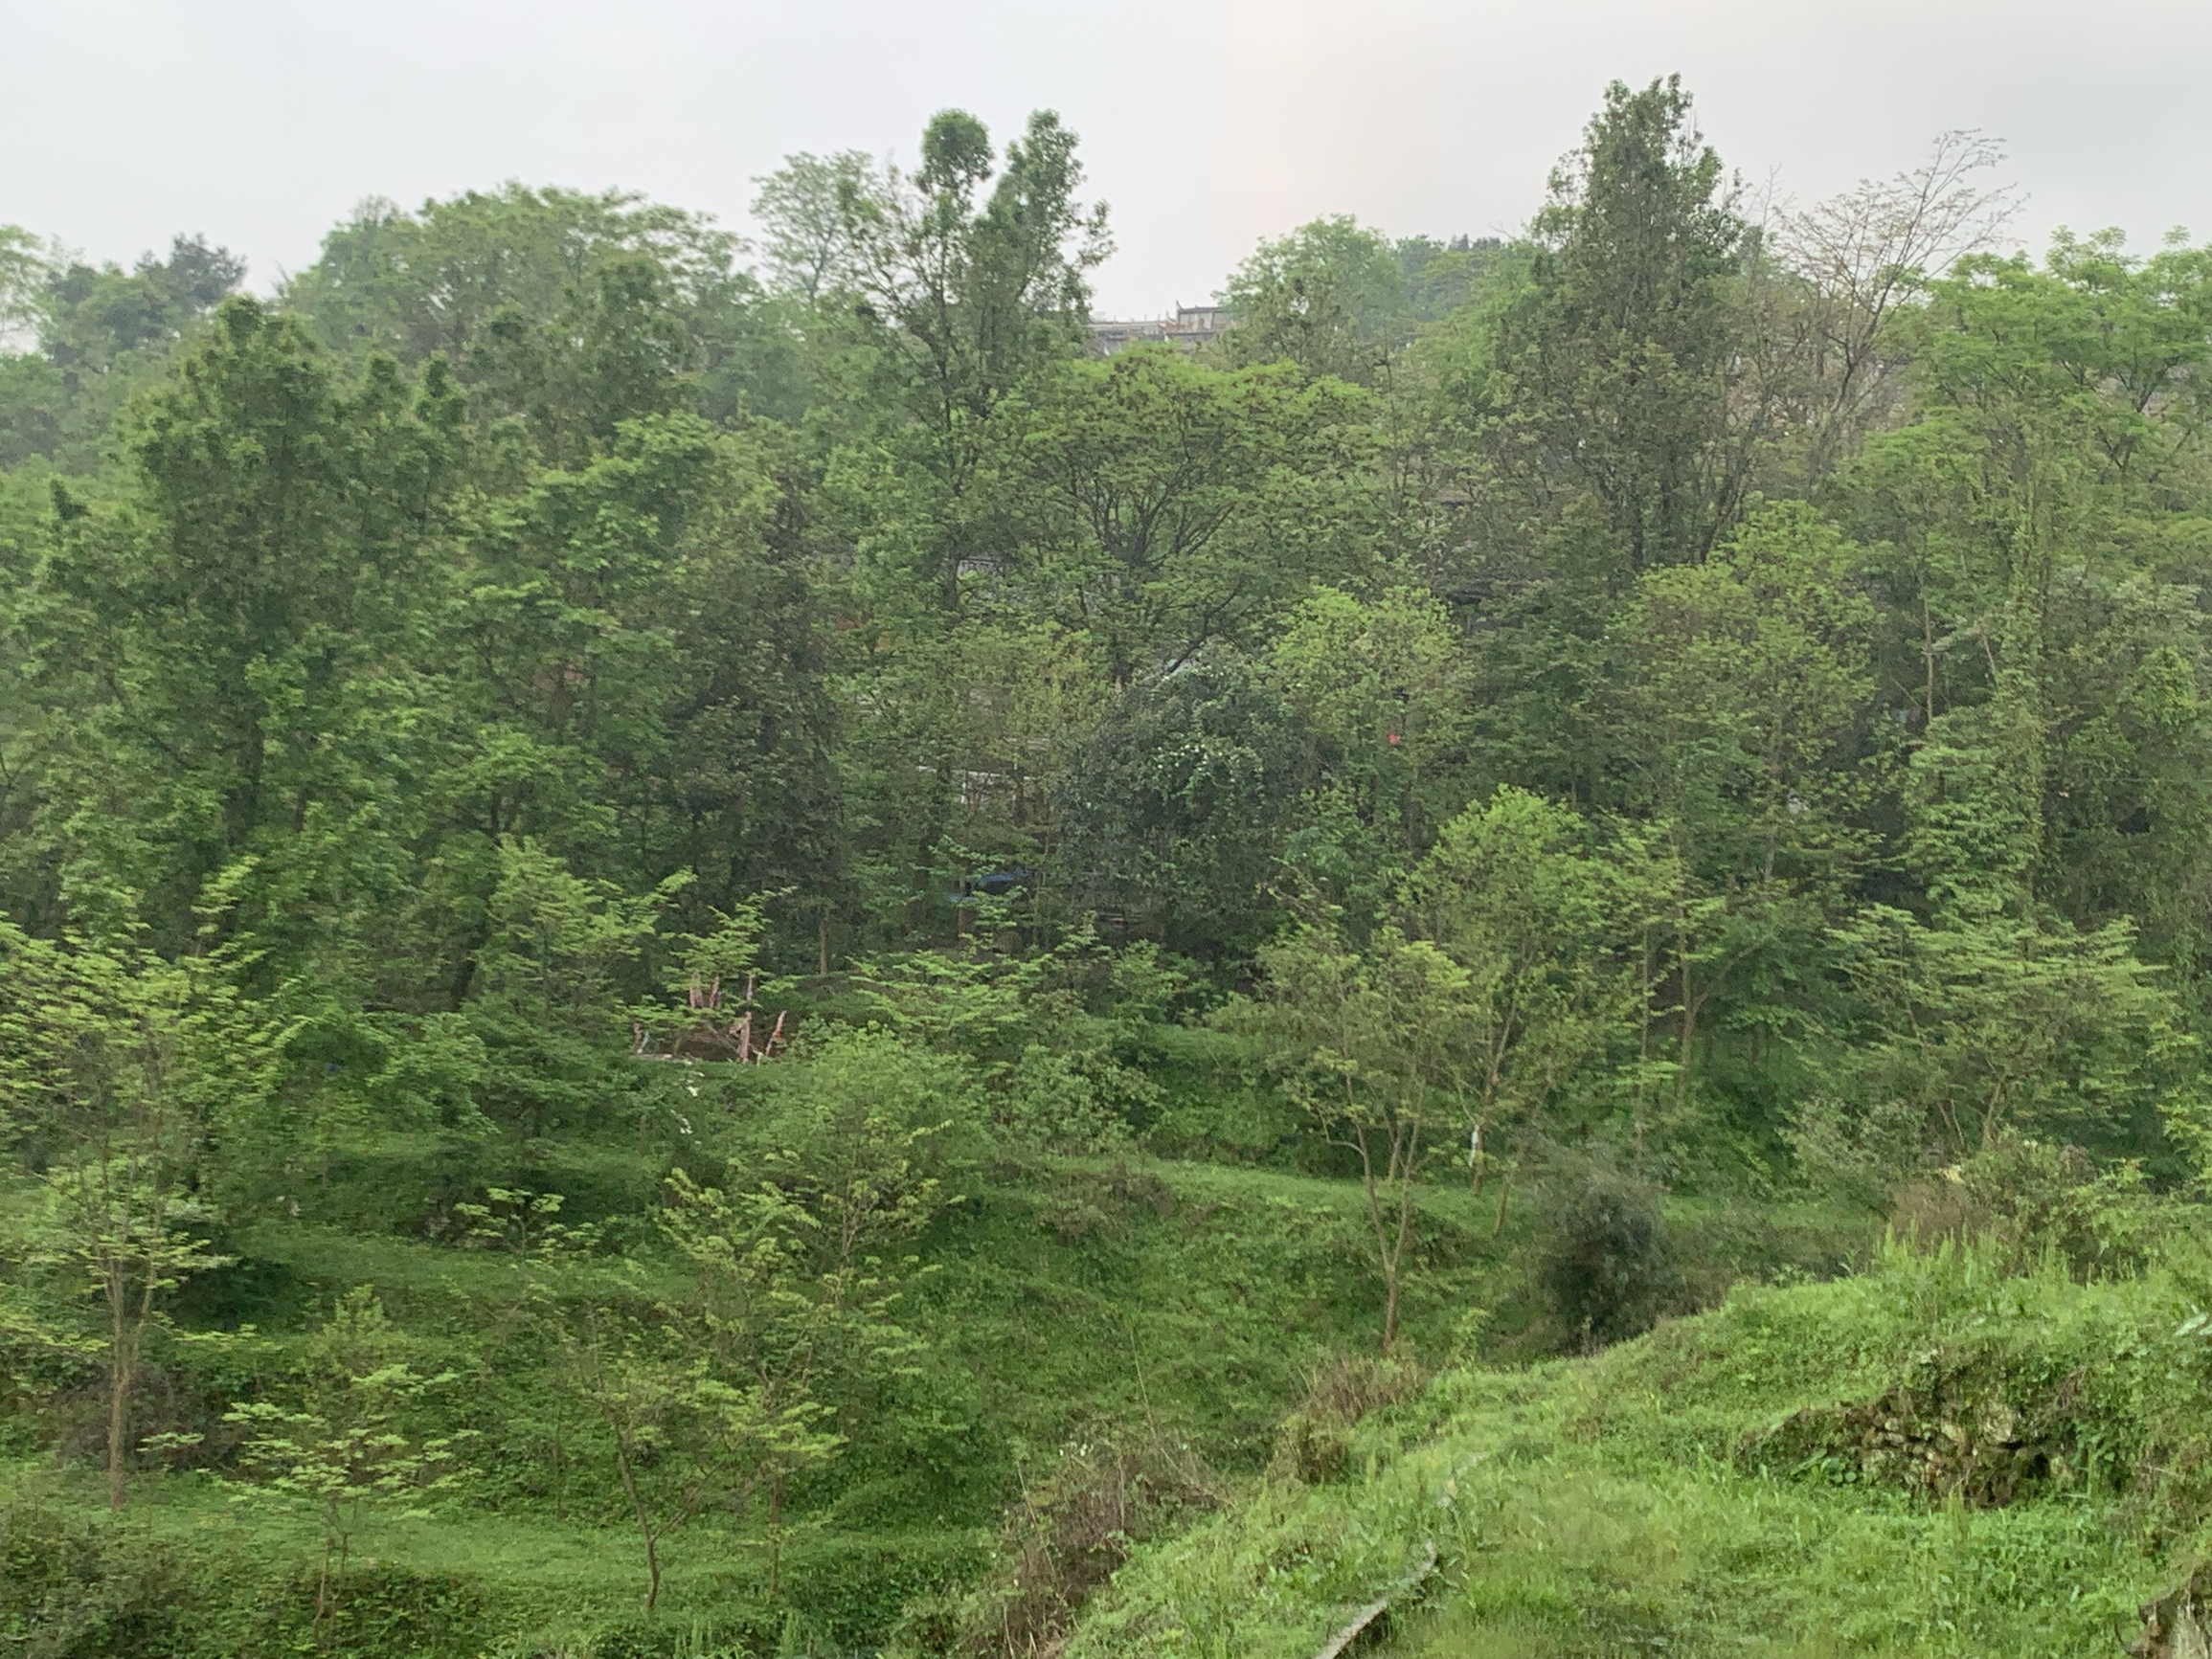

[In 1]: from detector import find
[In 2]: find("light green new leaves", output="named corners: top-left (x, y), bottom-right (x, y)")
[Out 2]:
top-left (1823, 906), bottom-right (2197, 1164)
top-left (989, 347), bottom-right (1376, 689)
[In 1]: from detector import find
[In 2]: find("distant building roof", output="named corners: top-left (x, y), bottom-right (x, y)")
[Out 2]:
top-left (1089, 303), bottom-right (1236, 355)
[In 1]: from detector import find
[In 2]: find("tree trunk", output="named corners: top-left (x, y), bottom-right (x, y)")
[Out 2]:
top-left (1352, 1126), bottom-right (1401, 1358)
top-left (106, 1290), bottom-right (133, 1513)
top-left (614, 1438), bottom-right (664, 1611)
top-left (1921, 581), bottom-right (1939, 729)
top-left (1385, 1133), bottom-right (1421, 1356)
top-left (332, 1505), bottom-right (354, 1644)
top-left (315, 1498), bottom-right (338, 1642)
top-left (1675, 923), bottom-right (1697, 1115)
top-left (766, 1471), bottom-right (787, 1602)
top-left (552, 1398), bottom-right (567, 1523)
top-left (1633, 928), bottom-right (1657, 1179)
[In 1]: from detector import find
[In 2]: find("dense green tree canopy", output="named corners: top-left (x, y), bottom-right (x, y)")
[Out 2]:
top-left (8, 83), bottom-right (2212, 1656)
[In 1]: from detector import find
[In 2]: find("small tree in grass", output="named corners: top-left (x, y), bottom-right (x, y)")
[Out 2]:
top-left (574, 1025), bottom-right (971, 1610)
top-left (223, 1288), bottom-right (476, 1644)
top-left (565, 1178), bottom-right (848, 1615)
top-left (1403, 788), bottom-right (1631, 1215)
top-left (37, 1153), bottom-right (229, 1503)
top-left (1, 919), bottom-right (271, 1512)
top-left (1243, 925), bottom-right (1477, 1353)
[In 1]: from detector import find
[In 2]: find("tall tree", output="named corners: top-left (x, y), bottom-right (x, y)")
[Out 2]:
top-left (836, 108), bottom-right (1111, 611)
top-left (1771, 130), bottom-right (2019, 480)
top-left (0, 232), bottom-right (247, 471)
top-left (286, 186), bottom-right (802, 446)
top-left (16, 297), bottom-right (461, 966)
top-left (751, 150), bottom-right (878, 303)
top-left (1489, 76), bottom-right (1757, 572)
top-left (1217, 216), bottom-right (1412, 386)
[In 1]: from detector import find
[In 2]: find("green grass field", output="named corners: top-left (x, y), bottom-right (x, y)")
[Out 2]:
top-left (1, 1150), bottom-right (1880, 1656)
top-left (1066, 1240), bottom-right (2209, 1658)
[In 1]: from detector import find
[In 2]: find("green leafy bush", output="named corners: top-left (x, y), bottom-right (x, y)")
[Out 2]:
top-left (1536, 1174), bottom-right (1684, 1349)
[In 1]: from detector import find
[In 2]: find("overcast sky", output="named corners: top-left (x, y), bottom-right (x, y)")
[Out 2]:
top-left (4, 0), bottom-right (2208, 318)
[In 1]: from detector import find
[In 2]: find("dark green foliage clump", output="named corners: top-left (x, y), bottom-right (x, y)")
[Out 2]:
top-left (1742, 1344), bottom-right (2106, 1508)
top-left (0, 1504), bottom-right (490, 1659)
top-left (1057, 651), bottom-right (1312, 958)
top-left (1537, 1175), bottom-right (1684, 1349)
top-left (0, 1507), bottom-right (194, 1659)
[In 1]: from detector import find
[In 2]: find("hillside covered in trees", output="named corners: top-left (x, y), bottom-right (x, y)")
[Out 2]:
top-left (7, 78), bottom-right (2212, 1657)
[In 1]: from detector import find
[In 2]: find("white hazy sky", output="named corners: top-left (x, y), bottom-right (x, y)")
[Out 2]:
top-left (3, 0), bottom-right (2208, 318)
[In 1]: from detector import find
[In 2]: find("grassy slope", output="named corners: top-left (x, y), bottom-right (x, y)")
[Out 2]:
top-left (0, 1156), bottom-right (1505, 1654)
top-left (1069, 1244), bottom-right (2212, 1659)
top-left (0, 1150), bottom-right (1874, 1655)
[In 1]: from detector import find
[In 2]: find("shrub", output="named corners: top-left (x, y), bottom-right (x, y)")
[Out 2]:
top-left (1738, 1342), bottom-right (2109, 1506)
top-left (1888, 1138), bottom-right (2178, 1280)
top-left (1536, 1175), bottom-right (1682, 1350)
top-left (945, 1431), bottom-right (1219, 1657)
top-left (1001, 1047), bottom-right (1137, 1155)
top-left (0, 1503), bottom-right (192, 1659)
top-left (1268, 1353), bottom-right (1428, 1484)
